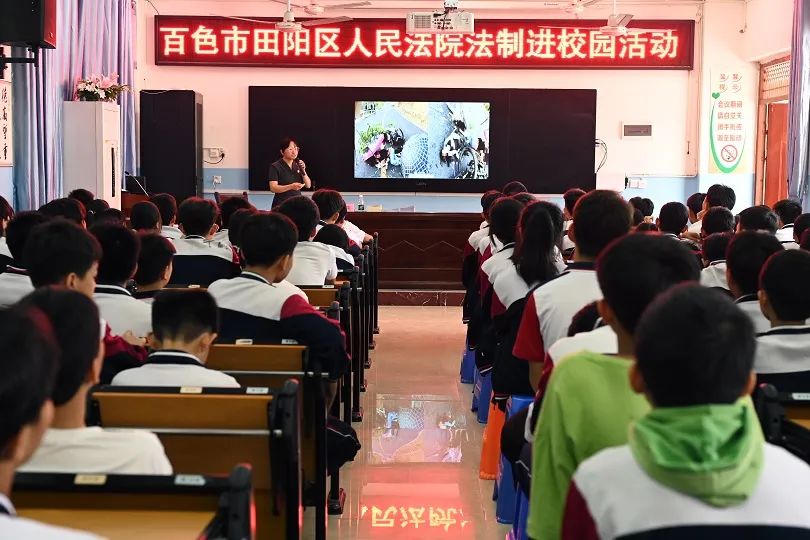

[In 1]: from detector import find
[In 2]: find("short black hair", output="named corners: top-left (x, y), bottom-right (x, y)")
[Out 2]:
top-left (597, 233), bottom-right (700, 334)
top-left (130, 201), bottom-right (162, 231)
top-left (632, 208), bottom-right (644, 226)
top-left (563, 188), bottom-right (586, 215)
top-left (773, 199), bottom-right (803, 228)
top-left (228, 208), bottom-right (258, 248)
top-left (24, 220), bottom-right (102, 287)
top-left (85, 199), bottom-right (109, 227)
top-left (481, 190), bottom-right (502, 219)
top-left (314, 224), bottom-right (350, 252)
top-left (0, 306), bottom-right (59, 454)
top-left (635, 284), bottom-right (754, 407)
top-left (135, 233), bottom-right (175, 286)
top-left (635, 223), bottom-right (659, 232)
top-left (0, 196), bottom-right (13, 226)
top-left (686, 192), bottom-right (706, 215)
top-left (150, 193), bottom-right (178, 226)
top-left (278, 137), bottom-right (298, 153)
top-left (68, 189), bottom-right (95, 209)
top-left (178, 197), bottom-right (219, 237)
top-left (503, 181), bottom-right (528, 195)
top-left (39, 198), bottom-right (87, 225)
top-left (571, 190), bottom-right (633, 258)
top-left (489, 197), bottom-right (523, 246)
top-left (760, 250), bottom-right (810, 321)
top-left (726, 231), bottom-right (784, 295)
top-left (219, 197), bottom-right (254, 229)
top-left (511, 192), bottom-right (536, 206)
top-left (629, 197), bottom-right (654, 217)
top-left (17, 288), bottom-right (100, 407)
top-left (738, 205), bottom-right (778, 234)
top-left (240, 212), bottom-right (298, 267)
top-left (95, 208), bottom-right (126, 226)
top-left (277, 196), bottom-right (319, 242)
top-left (706, 184), bottom-right (737, 210)
top-left (658, 202), bottom-right (689, 234)
top-left (311, 190), bottom-right (344, 222)
top-left (702, 232), bottom-right (733, 263)
top-left (337, 202), bottom-right (347, 224)
top-left (91, 223), bottom-right (141, 285)
top-left (794, 214), bottom-right (810, 242)
top-left (6, 212), bottom-right (51, 263)
top-left (701, 207), bottom-right (735, 235)
top-left (152, 289), bottom-right (218, 343)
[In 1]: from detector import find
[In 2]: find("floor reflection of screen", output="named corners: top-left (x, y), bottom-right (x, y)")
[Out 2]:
top-left (371, 394), bottom-right (469, 464)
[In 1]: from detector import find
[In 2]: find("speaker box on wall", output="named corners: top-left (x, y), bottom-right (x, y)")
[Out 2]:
top-left (139, 90), bottom-right (203, 202)
top-left (0, 0), bottom-right (57, 48)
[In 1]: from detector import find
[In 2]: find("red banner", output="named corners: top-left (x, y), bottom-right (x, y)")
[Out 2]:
top-left (155, 16), bottom-right (694, 69)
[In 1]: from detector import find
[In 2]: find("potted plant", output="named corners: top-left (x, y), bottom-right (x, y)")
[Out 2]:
top-left (75, 74), bottom-right (129, 103)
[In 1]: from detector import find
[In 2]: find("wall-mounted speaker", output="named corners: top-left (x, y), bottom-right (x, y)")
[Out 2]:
top-left (0, 0), bottom-right (57, 49)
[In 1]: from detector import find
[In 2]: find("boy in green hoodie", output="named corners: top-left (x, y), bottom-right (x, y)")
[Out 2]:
top-left (562, 284), bottom-right (810, 540)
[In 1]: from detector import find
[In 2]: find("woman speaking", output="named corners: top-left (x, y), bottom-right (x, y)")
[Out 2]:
top-left (268, 137), bottom-right (312, 208)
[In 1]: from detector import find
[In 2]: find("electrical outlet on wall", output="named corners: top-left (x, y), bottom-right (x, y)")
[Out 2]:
top-left (212, 175), bottom-right (222, 185)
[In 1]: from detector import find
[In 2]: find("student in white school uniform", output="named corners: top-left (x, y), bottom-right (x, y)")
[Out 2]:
top-left (686, 183), bottom-right (736, 236)
top-left (774, 199), bottom-right (803, 249)
top-left (656, 202), bottom-right (701, 254)
top-left (214, 196), bottom-right (254, 245)
top-left (561, 188), bottom-right (586, 256)
top-left (0, 308), bottom-right (102, 539)
top-left (0, 212), bottom-right (50, 307)
top-left (18, 288), bottom-right (172, 476)
top-left (90, 223), bottom-right (152, 338)
top-left (754, 250), bottom-right (810, 392)
top-left (737, 205), bottom-right (779, 235)
top-left (129, 201), bottom-right (162, 234)
top-left (699, 232), bottom-right (733, 291)
top-left (314, 224), bottom-right (356, 272)
top-left (150, 193), bottom-right (183, 240)
top-left (276, 196), bottom-right (338, 286)
top-left (112, 290), bottom-right (239, 388)
top-left (481, 197), bottom-right (524, 301)
top-left (726, 231), bottom-right (784, 334)
top-left (133, 233), bottom-right (175, 303)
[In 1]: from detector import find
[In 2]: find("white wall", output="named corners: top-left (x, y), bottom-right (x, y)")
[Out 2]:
top-left (744, 0), bottom-right (793, 61)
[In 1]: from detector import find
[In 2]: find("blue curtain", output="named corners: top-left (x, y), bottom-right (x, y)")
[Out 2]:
top-left (788, 0), bottom-right (810, 210)
top-left (11, 0), bottom-right (136, 210)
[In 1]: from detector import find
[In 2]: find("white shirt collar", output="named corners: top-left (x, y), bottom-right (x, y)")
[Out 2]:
top-left (239, 272), bottom-right (270, 285)
top-left (94, 284), bottom-right (132, 297)
top-left (0, 493), bottom-right (15, 516)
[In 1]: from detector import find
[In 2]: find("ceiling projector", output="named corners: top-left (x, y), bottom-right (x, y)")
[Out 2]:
top-left (406, 0), bottom-right (474, 34)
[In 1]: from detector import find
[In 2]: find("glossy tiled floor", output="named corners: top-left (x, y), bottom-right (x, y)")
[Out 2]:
top-left (306, 306), bottom-right (511, 540)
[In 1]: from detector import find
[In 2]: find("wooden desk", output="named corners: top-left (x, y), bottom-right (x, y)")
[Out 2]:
top-left (347, 212), bottom-right (481, 290)
top-left (121, 191), bottom-right (149, 217)
top-left (20, 509), bottom-right (213, 539)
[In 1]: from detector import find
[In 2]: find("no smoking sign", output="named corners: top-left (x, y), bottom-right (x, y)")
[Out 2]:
top-left (720, 144), bottom-right (738, 163)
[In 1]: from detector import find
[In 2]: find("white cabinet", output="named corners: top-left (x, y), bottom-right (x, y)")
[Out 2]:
top-left (63, 102), bottom-right (122, 209)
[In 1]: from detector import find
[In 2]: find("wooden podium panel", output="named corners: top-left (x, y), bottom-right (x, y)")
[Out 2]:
top-left (348, 212), bottom-right (481, 290)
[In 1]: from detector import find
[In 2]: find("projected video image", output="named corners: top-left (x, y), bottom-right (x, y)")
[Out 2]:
top-left (355, 101), bottom-right (490, 180)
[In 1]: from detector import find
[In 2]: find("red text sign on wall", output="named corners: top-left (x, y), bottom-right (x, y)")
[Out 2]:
top-left (154, 16), bottom-right (695, 69)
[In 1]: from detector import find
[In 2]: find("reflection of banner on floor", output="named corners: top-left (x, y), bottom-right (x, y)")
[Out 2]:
top-left (362, 504), bottom-right (470, 531)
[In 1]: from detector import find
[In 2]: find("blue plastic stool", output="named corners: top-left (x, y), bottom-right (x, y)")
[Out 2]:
top-left (460, 346), bottom-right (476, 384)
top-left (471, 368), bottom-right (481, 412)
top-left (476, 372), bottom-right (493, 424)
top-left (508, 488), bottom-right (530, 540)
top-left (496, 395), bottom-right (534, 523)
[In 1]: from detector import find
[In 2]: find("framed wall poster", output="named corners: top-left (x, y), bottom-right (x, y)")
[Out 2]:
top-left (0, 45), bottom-right (11, 167)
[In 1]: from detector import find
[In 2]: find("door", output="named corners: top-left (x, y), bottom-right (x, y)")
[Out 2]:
top-left (763, 102), bottom-right (789, 207)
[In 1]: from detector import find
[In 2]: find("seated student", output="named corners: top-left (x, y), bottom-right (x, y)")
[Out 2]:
top-left (130, 201), bottom-right (162, 233)
top-left (634, 222), bottom-right (658, 232)
top-left (512, 192), bottom-right (536, 206)
top-left (150, 193), bottom-right (182, 240)
top-left (753, 250), bottom-right (810, 391)
top-left (700, 205), bottom-right (736, 239)
top-left (794, 213), bottom-right (810, 245)
top-left (726, 231), bottom-right (784, 334)
top-left (0, 212), bottom-right (50, 307)
top-left (90, 223), bottom-right (151, 338)
top-left (629, 196), bottom-right (654, 223)
top-left (18, 288), bottom-right (172, 475)
top-left (276, 197), bottom-right (338, 286)
top-left (227, 207), bottom-right (258, 251)
top-left (737, 204), bottom-right (778, 234)
top-left (312, 189), bottom-right (345, 234)
top-left (313, 224), bottom-right (356, 272)
top-left (133, 233), bottom-right (175, 303)
top-left (24, 219), bottom-right (147, 383)
top-left (95, 208), bottom-right (126, 226)
top-left (700, 232), bottom-right (733, 290)
top-left (686, 191), bottom-right (706, 225)
top-left (39, 198), bottom-right (87, 227)
top-left (215, 196), bottom-right (254, 244)
top-left (513, 190), bottom-right (632, 391)
top-left (561, 188), bottom-right (586, 255)
top-left (113, 290), bottom-right (239, 388)
top-left (631, 208), bottom-right (645, 227)
top-left (463, 190), bottom-right (501, 286)
top-left (171, 197), bottom-right (239, 287)
top-left (0, 307), bottom-right (101, 539)
top-left (774, 198), bottom-right (803, 249)
top-left (333, 201), bottom-right (372, 246)
top-left (503, 180), bottom-right (528, 195)
top-left (563, 285), bottom-right (810, 540)
top-left (529, 234), bottom-right (701, 540)
top-left (67, 188), bottom-right (95, 211)
top-left (656, 201), bottom-right (700, 252)
top-left (480, 197), bottom-right (524, 301)
top-left (85, 199), bottom-right (109, 228)
top-left (0, 195), bottom-right (14, 269)
top-left (687, 183), bottom-right (736, 235)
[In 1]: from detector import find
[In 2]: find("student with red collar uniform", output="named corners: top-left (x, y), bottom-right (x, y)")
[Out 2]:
top-left (774, 198), bottom-right (802, 249)
top-left (150, 193), bottom-right (183, 240)
top-left (563, 285), bottom-right (810, 540)
top-left (276, 196), bottom-right (338, 286)
top-left (90, 223), bottom-right (152, 338)
top-left (480, 197), bottom-right (523, 303)
top-left (0, 307), bottom-right (102, 539)
top-left (171, 197), bottom-right (240, 287)
top-left (753, 250), bottom-right (810, 392)
top-left (461, 191), bottom-right (501, 324)
top-left (726, 231), bottom-right (783, 334)
top-left (0, 212), bottom-right (50, 307)
top-left (208, 212), bottom-right (359, 473)
top-left (113, 290), bottom-right (239, 388)
top-left (24, 219), bottom-right (148, 384)
top-left (18, 288), bottom-right (172, 476)
top-left (699, 232), bottom-right (733, 291)
top-left (314, 224), bottom-right (356, 272)
top-left (133, 233), bottom-right (175, 303)
top-left (312, 189), bottom-right (345, 235)
top-left (513, 190), bottom-right (633, 393)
